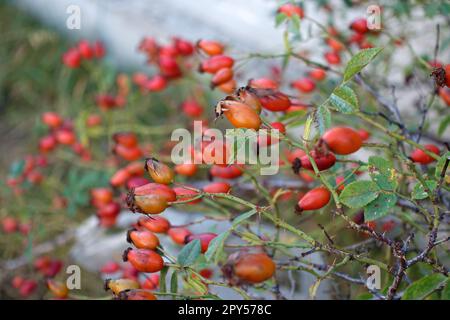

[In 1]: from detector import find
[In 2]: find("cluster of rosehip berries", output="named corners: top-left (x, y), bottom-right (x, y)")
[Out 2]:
top-left (62, 39), bottom-right (105, 68)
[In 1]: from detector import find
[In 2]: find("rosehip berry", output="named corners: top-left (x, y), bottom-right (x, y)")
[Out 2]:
top-left (410, 144), bottom-right (440, 164)
top-left (62, 48), bottom-right (81, 68)
top-left (335, 176), bottom-right (345, 192)
top-left (322, 127), bottom-right (362, 155)
top-left (185, 233), bottom-right (217, 253)
top-left (278, 3), bottom-right (304, 17)
top-left (326, 37), bottom-right (344, 52)
top-left (12, 276), bottom-right (24, 289)
top-left (202, 182), bottom-right (231, 194)
top-left (145, 158), bottom-right (174, 185)
top-left (218, 79), bottom-right (237, 94)
top-left (168, 227), bottom-right (192, 245)
top-left (127, 187), bottom-right (169, 215)
top-left (95, 94), bottom-right (117, 110)
top-left (297, 187), bottom-right (331, 211)
top-left (19, 280), bottom-right (37, 297)
top-left (144, 75), bottom-right (167, 92)
top-left (324, 51), bottom-right (341, 65)
top-left (309, 68), bottom-right (327, 81)
top-left (357, 129), bottom-right (370, 141)
top-left (42, 260), bottom-right (63, 278)
top-left (101, 261), bottom-right (121, 274)
top-left (292, 78), bottom-right (316, 93)
top-left (127, 228), bottom-right (160, 250)
top-left (216, 100), bottom-right (261, 130)
top-left (197, 39), bottom-right (224, 56)
top-left (97, 201), bottom-right (121, 218)
top-left (211, 67), bottom-right (234, 88)
top-left (173, 186), bottom-right (201, 204)
top-left (123, 248), bottom-right (164, 273)
top-left (256, 90), bottom-right (291, 112)
top-left (141, 274), bottom-right (160, 290)
top-left (350, 18), bottom-right (369, 34)
top-left (55, 129), bottom-right (76, 145)
top-left (126, 176), bottom-right (149, 190)
top-left (2, 217), bottom-right (18, 233)
top-left (248, 78), bottom-right (278, 90)
top-left (86, 114), bottom-right (102, 127)
top-left (110, 168), bottom-right (131, 187)
top-left (93, 41), bottom-right (106, 58)
top-left (91, 188), bottom-right (113, 207)
top-left (210, 164), bottom-right (243, 179)
top-left (118, 289), bottom-right (157, 300)
top-left (295, 150), bottom-right (336, 171)
top-left (181, 99), bottom-right (204, 118)
top-left (105, 278), bottom-right (140, 295)
top-left (47, 279), bottom-right (69, 299)
top-left (138, 216), bottom-right (171, 234)
top-left (233, 252), bottom-right (276, 283)
top-left (113, 132), bottom-right (138, 148)
top-left (445, 64), bottom-right (450, 87)
top-left (114, 144), bottom-right (143, 162)
top-left (41, 112), bottom-right (62, 128)
top-left (199, 55), bottom-right (234, 74)
top-left (439, 87), bottom-right (450, 106)
top-left (78, 40), bottom-right (94, 59)
top-left (236, 87), bottom-right (262, 114)
top-left (173, 37), bottom-right (194, 56)
top-left (174, 163), bottom-right (198, 177)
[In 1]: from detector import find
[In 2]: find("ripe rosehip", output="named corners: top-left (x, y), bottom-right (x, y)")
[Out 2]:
top-left (127, 228), bottom-right (160, 250)
top-left (350, 18), bottom-right (369, 34)
top-left (134, 183), bottom-right (177, 202)
top-left (86, 114), bottom-right (102, 127)
top-left (55, 129), bottom-right (76, 145)
top-left (144, 75), bottom-right (167, 92)
top-left (233, 252), bottom-right (275, 283)
top-left (322, 127), bottom-right (362, 155)
top-left (295, 150), bottom-right (336, 171)
top-left (410, 144), bottom-right (440, 164)
top-left (105, 278), bottom-right (140, 295)
top-left (138, 216), bottom-right (171, 234)
top-left (199, 55), bottom-right (234, 74)
top-left (100, 261), bottom-right (121, 274)
top-left (2, 217), bottom-right (18, 233)
top-left (62, 48), bottom-right (81, 68)
top-left (286, 148), bottom-right (306, 163)
top-left (439, 87), bottom-right (450, 106)
top-left (114, 144), bottom-right (143, 162)
top-left (217, 100), bottom-right (261, 130)
top-left (118, 289), bottom-right (157, 300)
top-left (199, 268), bottom-right (214, 279)
top-left (278, 3), bottom-right (304, 18)
top-left (91, 188), bottom-right (113, 207)
top-left (197, 39), bottom-right (224, 56)
top-left (127, 189), bottom-right (169, 215)
top-left (182, 99), bottom-right (204, 118)
top-left (19, 280), bottom-right (37, 297)
top-left (125, 161), bottom-right (146, 176)
top-left (292, 78), bottom-right (316, 93)
top-left (158, 56), bottom-right (181, 78)
top-left (326, 37), bottom-right (344, 52)
top-left (42, 112), bottom-right (62, 128)
top-left (168, 227), bottom-right (192, 245)
top-left (47, 279), bottom-right (69, 299)
top-left (39, 135), bottom-right (57, 153)
top-left (123, 248), bottom-right (164, 273)
top-left (357, 129), bottom-right (370, 141)
top-left (218, 79), bottom-right (237, 94)
top-left (78, 40), bottom-right (94, 59)
top-left (248, 78), bottom-right (278, 89)
top-left (211, 68), bottom-right (234, 88)
top-left (97, 201), bottom-right (121, 218)
top-left (309, 68), bottom-right (327, 81)
top-left (186, 233), bottom-right (217, 253)
top-left (110, 168), bottom-right (131, 187)
top-left (113, 132), bottom-right (138, 148)
top-left (335, 176), bottom-right (345, 192)
top-left (445, 64), bottom-right (450, 87)
top-left (257, 90), bottom-right (291, 112)
top-left (174, 163), bottom-right (198, 177)
top-left (95, 94), bottom-right (117, 109)
top-left (297, 187), bottom-right (331, 211)
top-left (12, 276), bottom-right (24, 289)
top-left (141, 274), bottom-right (160, 290)
top-left (126, 176), bottom-right (149, 190)
top-left (173, 37), bottom-right (194, 56)
top-left (324, 51), bottom-right (341, 65)
top-left (93, 41), bottom-right (105, 58)
top-left (210, 164), bottom-right (243, 179)
top-left (145, 158), bottom-right (174, 185)
top-left (42, 260), bottom-right (63, 278)
top-left (202, 182), bottom-right (231, 194)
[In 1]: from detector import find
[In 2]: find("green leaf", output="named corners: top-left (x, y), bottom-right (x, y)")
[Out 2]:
top-left (441, 280), bottom-right (450, 300)
top-left (435, 152), bottom-right (450, 179)
top-left (278, 109), bottom-right (306, 122)
top-left (343, 48), bottom-right (383, 82)
top-left (177, 239), bottom-right (201, 267)
top-left (204, 232), bottom-right (229, 263)
top-left (412, 180), bottom-right (438, 200)
top-left (437, 115), bottom-right (450, 136)
top-left (368, 156), bottom-right (398, 191)
top-left (170, 271), bottom-right (178, 294)
top-left (329, 85), bottom-right (359, 114)
top-left (185, 275), bottom-right (208, 295)
top-left (339, 180), bottom-right (380, 208)
top-left (275, 12), bottom-right (287, 27)
top-left (315, 104), bottom-right (331, 135)
top-left (402, 274), bottom-right (448, 300)
top-left (303, 114), bottom-right (313, 140)
top-left (364, 192), bottom-right (397, 221)
top-left (232, 209), bottom-right (257, 228)
top-left (9, 159), bottom-right (25, 178)
top-left (159, 266), bottom-right (168, 293)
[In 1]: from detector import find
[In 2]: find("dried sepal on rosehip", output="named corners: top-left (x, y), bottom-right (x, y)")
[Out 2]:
top-left (104, 278), bottom-right (140, 295)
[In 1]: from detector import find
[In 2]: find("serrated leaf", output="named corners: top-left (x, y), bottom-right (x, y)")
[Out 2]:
top-left (368, 156), bottom-right (398, 191)
top-left (364, 192), bottom-right (397, 221)
top-left (178, 239), bottom-right (201, 267)
top-left (339, 180), bottom-right (380, 208)
top-left (315, 104), bottom-right (331, 135)
top-left (204, 232), bottom-right (229, 263)
top-left (329, 85), bottom-right (359, 114)
top-left (412, 180), bottom-right (438, 200)
top-left (402, 274), bottom-right (447, 300)
top-left (343, 48), bottom-right (383, 82)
